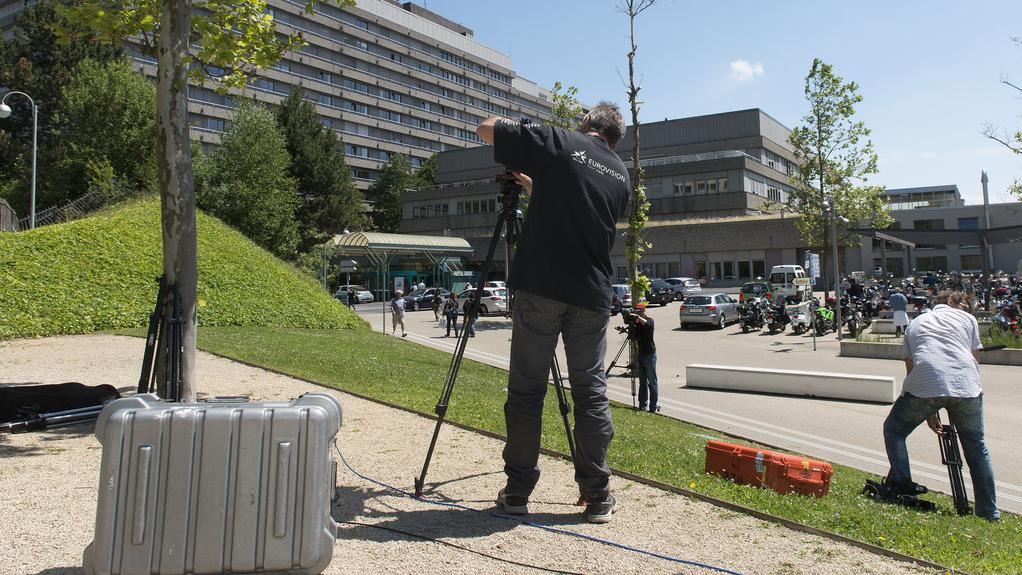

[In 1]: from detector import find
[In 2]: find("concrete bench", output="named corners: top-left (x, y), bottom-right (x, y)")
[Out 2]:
top-left (685, 364), bottom-right (897, 404)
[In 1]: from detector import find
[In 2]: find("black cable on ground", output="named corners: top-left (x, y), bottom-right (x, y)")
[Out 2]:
top-left (339, 520), bottom-right (587, 575)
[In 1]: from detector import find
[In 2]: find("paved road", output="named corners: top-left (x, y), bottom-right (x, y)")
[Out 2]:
top-left (355, 301), bottom-right (1022, 514)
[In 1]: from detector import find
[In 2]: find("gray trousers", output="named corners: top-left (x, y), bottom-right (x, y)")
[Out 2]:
top-left (502, 290), bottom-right (615, 500)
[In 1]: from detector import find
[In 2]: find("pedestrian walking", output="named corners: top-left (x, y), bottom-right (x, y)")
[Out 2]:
top-left (347, 287), bottom-right (357, 310)
top-left (890, 288), bottom-right (909, 337)
top-left (443, 292), bottom-right (460, 338)
top-left (390, 290), bottom-right (407, 337)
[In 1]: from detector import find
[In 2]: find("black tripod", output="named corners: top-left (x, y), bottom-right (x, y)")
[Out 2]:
top-left (137, 275), bottom-right (184, 402)
top-left (606, 326), bottom-right (638, 408)
top-left (414, 170), bottom-right (578, 497)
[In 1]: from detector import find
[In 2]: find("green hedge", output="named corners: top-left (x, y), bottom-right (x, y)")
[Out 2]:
top-left (0, 198), bottom-right (367, 339)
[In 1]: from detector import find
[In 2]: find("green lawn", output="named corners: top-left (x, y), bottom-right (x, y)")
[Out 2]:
top-left (182, 326), bottom-right (1019, 574)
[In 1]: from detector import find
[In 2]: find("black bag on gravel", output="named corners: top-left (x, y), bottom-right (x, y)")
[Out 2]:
top-left (0, 382), bottom-right (121, 423)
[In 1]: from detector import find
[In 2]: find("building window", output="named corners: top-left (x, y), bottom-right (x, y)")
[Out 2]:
top-left (738, 261), bottom-right (751, 279)
top-left (767, 187), bottom-right (782, 203)
top-left (696, 180), bottom-right (707, 195)
top-left (708, 180), bottom-right (718, 194)
top-left (957, 217), bottom-right (978, 230)
top-left (752, 260), bottom-right (765, 278)
top-left (719, 178), bottom-right (728, 193)
top-left (684, 183), bottom-right (693, 195)
top-left (960, 254), bottom-right (982, 271)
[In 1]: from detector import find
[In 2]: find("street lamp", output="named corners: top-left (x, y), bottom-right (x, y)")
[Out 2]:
top-left (0, 91), bottom-right (38, 229)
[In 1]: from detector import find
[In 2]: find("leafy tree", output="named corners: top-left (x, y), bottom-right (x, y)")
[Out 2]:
top-left (984, 36), bottom-right (1022, 200)
top-left (54, 0), bottom-right (354, 401)
top-left (621, 0), bottom-right (656, 302)
top-left (59, 58), bottom-right (158, 201)
top-left (370, 154), bottom-right (413, 232)
top-left (0, 0), bottom-right (122, 214)
top-left (787, 59), bottom-right (890, 298)
top-left (198, 101), bottom-right (300, 259)
top-left (275, 87), bottom-right (366, 250)
top-left (547, 81), bottom-right (584, 130)
top-left (413, 153), bottom-right (438, 189)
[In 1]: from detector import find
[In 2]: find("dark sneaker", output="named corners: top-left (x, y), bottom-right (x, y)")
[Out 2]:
top-left (584, 494), bottom-right (616, 524)
top-left (496, 488), bottom-right (529, 515)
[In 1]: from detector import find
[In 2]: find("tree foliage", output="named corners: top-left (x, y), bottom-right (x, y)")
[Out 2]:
top-left (370, 153), bottom-right (413, 233)
top-left (787, 59), bottom-right (890, 295)
top-left (413, 153), bottom-right (438, 189)
top-left (197, 101), bottom-right (300, 259)
top-left (60, 58), bottom-right (158, 201)
top-left (620, 0), bottom-right (656, 300)
top-left (275, 87), bottom-right (366, 250)
top-left (0, 0), bottom-right (122, 213)
top-left (983, 36), bottom-right (1022, 200)
top-left (547, 81), bottom-right (584, 131)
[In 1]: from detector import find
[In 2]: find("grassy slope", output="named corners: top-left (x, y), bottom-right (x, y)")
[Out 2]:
top-left (185, 325), bottom-right (1020, 575)
top-left (0, 199), bottom-right (365, 340)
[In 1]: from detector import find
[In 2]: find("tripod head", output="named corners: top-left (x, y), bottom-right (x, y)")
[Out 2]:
top-left (495, 169), bottom-right (524, 248)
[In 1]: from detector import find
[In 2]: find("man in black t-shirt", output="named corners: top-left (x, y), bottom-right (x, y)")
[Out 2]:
top-left (477, 102), bottom-right (630, 524)
top-left (628, 303), bottom-right (659, 413)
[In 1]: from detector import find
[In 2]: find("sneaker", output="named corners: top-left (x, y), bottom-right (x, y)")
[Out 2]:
top-left (402, 332), bottom-right (407, 337)
top-left (496, 488), bottom-right (529, 515)
top-left (584, 494), bottom-right (615, 524)
top-left (650, 406), bottom-right (661, 413)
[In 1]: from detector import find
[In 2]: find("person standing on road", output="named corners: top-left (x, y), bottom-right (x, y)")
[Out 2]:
top-left (432, 292), bottom-right (442, 324)
top-left (443, 292), bottom-right (460, 338)
top-left (477, 102), bottom-right (630, 524)
top-left (889, 288), bottom-right (909, 337)
top-left (462, 295), bottom-right (478, 338)
top-left (390, 290), bottom-right (407, 337)
top-left (347, 287), bottom-right (357, 310)
top-left (882, 290), bottom-right (999, 521)
top-left (628, 303), bottom-right (659, 413)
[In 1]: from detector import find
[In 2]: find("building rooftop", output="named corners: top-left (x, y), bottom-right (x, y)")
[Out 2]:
top-left (883, 185), bottom-right (960, 196)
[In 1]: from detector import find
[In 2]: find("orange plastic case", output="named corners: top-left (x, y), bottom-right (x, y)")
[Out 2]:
top-left (704, 440), bottom-right (833, 497)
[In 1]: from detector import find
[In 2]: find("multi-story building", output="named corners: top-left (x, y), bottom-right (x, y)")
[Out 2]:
top-left (0, 0), bottom-right (553, 189)
top-left (400, 108), bottom-right (1022, 285)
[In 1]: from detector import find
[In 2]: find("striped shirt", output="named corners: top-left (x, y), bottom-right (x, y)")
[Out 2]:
top-left (901, 304), bottom-right (982, 398)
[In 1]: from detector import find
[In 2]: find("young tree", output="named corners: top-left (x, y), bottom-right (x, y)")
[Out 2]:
top-left (275, 87), bottom-right (366, 250)
top-left (621, 0), bottom-right (656, 301)
top-left (54, 0), bottom-right (354, 401)
top-left (413, 153), bottom-right (438, 189)
top-left (60, 58), bottom-right (158, 201)
top-left (0, 1), bottom-right (122, 213)
top-left (547, 81), bottom-right (584, 130)
top-left (983, 36), bottom-right (1022, 199)
top-left (370, 154), bottom-right (413, 232)
top-left (787, 59), bottom-right (890, 298)
top-left (198, 101), bottom-right (300, 259)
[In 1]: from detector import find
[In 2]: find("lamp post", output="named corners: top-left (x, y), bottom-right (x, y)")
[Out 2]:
top-left (0, 91), bottom-right (38, 229)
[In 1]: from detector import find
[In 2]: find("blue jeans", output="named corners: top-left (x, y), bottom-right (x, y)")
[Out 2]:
top-left (503, 290), bottom-right (614, 501)
top-left (883, 393), bottom-right (999, 520)
top-left (636, 351), bottom-right (658, 411)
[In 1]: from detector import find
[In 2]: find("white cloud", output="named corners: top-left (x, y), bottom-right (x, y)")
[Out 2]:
top-left (729, 60), bottom-right (764, 82)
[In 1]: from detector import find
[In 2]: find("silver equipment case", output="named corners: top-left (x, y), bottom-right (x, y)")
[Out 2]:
top-left (83, 392), bottom-right (342, 575)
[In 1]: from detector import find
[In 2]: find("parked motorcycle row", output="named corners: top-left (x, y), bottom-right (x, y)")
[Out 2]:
top-left (734, 269), bottom-right (1022, 340)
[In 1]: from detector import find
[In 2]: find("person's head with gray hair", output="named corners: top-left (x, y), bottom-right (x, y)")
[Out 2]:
top-left (582, 101), bottom-right (626, 149)
top-left (935, 289), bottom-right (971, 311)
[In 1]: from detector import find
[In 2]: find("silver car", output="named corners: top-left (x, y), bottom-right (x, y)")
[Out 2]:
top-left (665, 277), bottom-right (702, 300)
top-left (679, 292), bottom-right (738, 329)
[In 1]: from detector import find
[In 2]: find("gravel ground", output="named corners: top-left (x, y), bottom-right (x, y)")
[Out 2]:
top-left (0, 334), bottom-right (939, 575)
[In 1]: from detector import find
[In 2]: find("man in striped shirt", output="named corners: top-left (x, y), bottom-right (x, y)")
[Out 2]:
top-left (883, 290), bottom-right (999, 521)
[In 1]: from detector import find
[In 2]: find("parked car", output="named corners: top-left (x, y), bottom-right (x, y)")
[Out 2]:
top-left (402, 287), bottom-right (450, 311)
top-left (664, 277), bottom-right (701, 300)
top-left (738, 280), bottom-right (772, 304)
top-left (611, 284), bottom-right (632, 315)
top-left (679, 292), bottom-right (738, 329)
top-left (645, 279), bottom-right (675, 306)
top-left (484, 280), bottom-right (506, 290)
top-left (457, 288), bottom-right (508, 316)
top-left (335, 284), bottom-right (374, 304)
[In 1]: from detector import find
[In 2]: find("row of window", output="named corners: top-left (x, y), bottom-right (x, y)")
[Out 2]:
top-left (412, 204), bottom-right (450, 218)
top-left (458, 199), bottom-right (497, 215)
top-left (672, 178), bottom-right (729, 196)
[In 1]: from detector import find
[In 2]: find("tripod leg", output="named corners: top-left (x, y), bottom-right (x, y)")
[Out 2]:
top-left (550, 358), bottom-right (578, 465)
top-left (629, 341), bottom-right (637, 408)
top-left (606, 337), bottom-right (628, 374)
top-left (138, 276), bottom-right (167, 395)
top-left (416, 215), bottom-right (505, 496)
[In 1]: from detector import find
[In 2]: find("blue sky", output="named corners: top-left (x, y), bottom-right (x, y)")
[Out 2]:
top-left (416, 0), bottom-right (1022, 205)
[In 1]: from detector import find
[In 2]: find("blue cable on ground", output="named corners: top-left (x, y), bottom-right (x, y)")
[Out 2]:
top-left (335, 444), bottom-right (747, 575)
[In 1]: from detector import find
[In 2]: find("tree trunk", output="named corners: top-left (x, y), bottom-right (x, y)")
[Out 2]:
top-left (156, 0), bottom-right (198, 402)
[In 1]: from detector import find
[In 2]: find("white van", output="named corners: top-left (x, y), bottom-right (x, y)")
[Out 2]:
top-left (768, 265), bottom-right (810, 303)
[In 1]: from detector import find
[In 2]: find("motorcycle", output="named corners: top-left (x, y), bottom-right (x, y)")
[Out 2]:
top-left (843, 296), bottom-right (865, 338)
top-left (766, 301), bottom-right (791, 334)
top-left (789, 301), bottom-right (812, 335)
top-left (992, 299), bottom-right (1020, 337)
top-left (738, 298), bottom-right (767, 334)
top-left (813, 298), bottom-right (834, 336)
